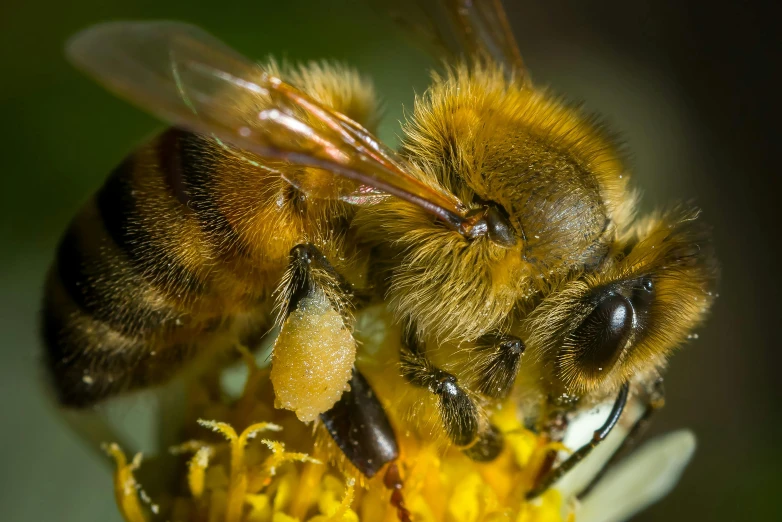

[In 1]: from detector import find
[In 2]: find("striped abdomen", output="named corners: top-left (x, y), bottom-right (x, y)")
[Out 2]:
top-left (42, 129), bottom-right (334, 407)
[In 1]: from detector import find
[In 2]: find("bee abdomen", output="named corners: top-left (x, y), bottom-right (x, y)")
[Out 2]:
top-left (44, 126), bottom-right (301, 407)
top-left (55, 224), bottom-right (174, 337)
top-left (42, 137), bottom-right (231, 407)
top-left (95, 150), bottom-right (209, 300)
top-left (41, 289), bottom-right (196, 407)
top-left (43, 199), bottom-right (199, 406)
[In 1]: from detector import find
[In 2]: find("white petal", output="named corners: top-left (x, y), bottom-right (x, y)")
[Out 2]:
top-left (576, 430), bottom-right (696, 522)
top-left (554, 399), bottom-right (645, 500)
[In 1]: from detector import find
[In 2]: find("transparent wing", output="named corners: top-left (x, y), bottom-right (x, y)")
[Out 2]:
top-left (374, 0), bottom-right (528, 83)
top-left (66, 21), bottom-right (473, 232)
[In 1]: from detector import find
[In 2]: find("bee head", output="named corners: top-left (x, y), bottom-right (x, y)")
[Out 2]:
top-left (522, 207), bottom-right (719, 397)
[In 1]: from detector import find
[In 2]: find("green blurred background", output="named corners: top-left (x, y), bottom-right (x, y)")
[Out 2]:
top-left (1, 1), bottom-right (778, 520)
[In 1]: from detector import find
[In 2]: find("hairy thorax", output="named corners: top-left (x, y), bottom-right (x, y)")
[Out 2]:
top-left (355, 65), bottom-right (636, 344)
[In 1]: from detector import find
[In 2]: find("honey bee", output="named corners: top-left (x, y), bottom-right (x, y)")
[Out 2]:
top-left (43, 0), bottom-right (717, 504)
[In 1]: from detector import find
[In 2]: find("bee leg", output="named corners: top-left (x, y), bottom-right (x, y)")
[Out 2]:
top-left (319, 369), bottom-right (399, 477)
top-left (474, 333), bottom-right (525, 399)
top-left (526, 381), bottom-right (631, 500)
top-left (576, 378), bottom-right (666, 499)
top-left (271, 244), bottom-right (361, 422)
top-left (320, 369), bottom-right (411, 521)
top-left (462, 423), bottom-right (505, 462)
top-left (400, 343), bottom-right (480, 448)
top-left (283, 244), bottom-right (352, 320)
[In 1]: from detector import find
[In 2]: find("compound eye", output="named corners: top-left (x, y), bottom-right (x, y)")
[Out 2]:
top-left (570, 294), bottom-right (634, 374)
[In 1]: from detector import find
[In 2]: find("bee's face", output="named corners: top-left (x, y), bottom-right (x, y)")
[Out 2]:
top-left (521, 211), bottom-right (718, 397)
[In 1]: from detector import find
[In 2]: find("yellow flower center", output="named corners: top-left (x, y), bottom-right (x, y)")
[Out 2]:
top-left (104, 310), bottom-right (575, 522)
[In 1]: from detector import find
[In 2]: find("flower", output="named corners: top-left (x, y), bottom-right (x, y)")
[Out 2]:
top-left (101, 307), bottom-right (696, 522)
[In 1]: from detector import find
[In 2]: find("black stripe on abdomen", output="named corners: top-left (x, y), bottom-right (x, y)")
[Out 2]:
top-left (96, 154), bottom-right (207, 297)
top-left (41, 303), bottom-right (98, 407)
top-left (41, 297), bottom-right (141, 407)
top-left (174, 131), bottom-right (252, 257)
top-left (55, 221), bottom-right (176, 337)
top-left (158, 127), bottom-right (191, 206)
top-left (42, 298), bottom-right (199, 408)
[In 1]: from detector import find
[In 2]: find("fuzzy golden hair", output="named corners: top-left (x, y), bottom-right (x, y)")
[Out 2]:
top-left (356, 63), bottom-right (639, 343)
